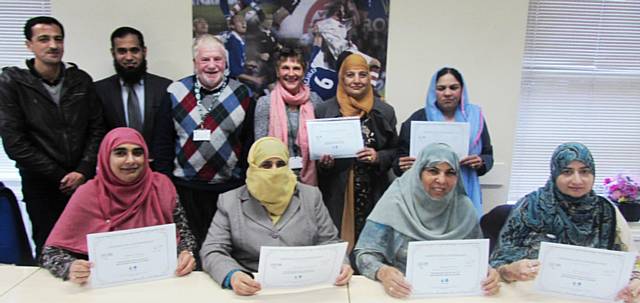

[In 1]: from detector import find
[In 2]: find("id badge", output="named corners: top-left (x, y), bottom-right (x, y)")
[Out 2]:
top-left (193, 129), bottom-right (210, 141)
top-left (289, 156), bottom-right (303, 169)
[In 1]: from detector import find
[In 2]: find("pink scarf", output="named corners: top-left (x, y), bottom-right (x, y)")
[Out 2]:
top-left (268, 82), bottom-right (317, 185)
top-left (46, 128), bottom-right (176, 254)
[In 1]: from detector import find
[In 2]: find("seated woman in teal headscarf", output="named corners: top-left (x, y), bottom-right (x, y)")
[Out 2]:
top-left (354, 143), bottom-right (500, 298)
top-left (490, 142), bottom-right (639, 302)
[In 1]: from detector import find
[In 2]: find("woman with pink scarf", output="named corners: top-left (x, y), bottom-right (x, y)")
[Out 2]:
top-left (40, 128), bottom-right (196, 284)
top-left (254, 47), bottom-right (322, 185)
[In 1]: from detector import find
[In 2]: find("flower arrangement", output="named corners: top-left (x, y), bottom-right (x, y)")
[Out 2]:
top-left (603, 174), bottom-right (640, 203)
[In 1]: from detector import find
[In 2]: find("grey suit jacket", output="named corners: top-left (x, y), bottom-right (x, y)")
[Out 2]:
top-left (200, 183), bottom-right (342, 285)
top-left (95, 73), bottom-right (171, 145)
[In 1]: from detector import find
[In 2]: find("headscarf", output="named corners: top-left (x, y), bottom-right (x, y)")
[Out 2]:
top-left (336, 54), bottom-right (374, 117)
top-left (424, 67), bottom-right (485, 217)
top-left (46, 128), bottom-right (176, 254)
top-left (367, 143), bottom-right (479, 240)
top-left (517, 142), bottom-right (615, 249)
top-left (246, 137), bottom-right (297, 224)
top-left (268, 79), bottom-right (317, 185)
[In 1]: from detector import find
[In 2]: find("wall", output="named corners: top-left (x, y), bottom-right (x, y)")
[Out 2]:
top-left (52, 0), bottom-right (530, 213)
top-left (52, 0), bottom-right (192, 80)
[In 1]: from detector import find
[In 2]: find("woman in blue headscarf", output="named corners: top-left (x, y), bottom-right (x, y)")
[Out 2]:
top-left (394, 67), bottom-right (493, 217)
top-left (354, 143), bottom-right (500, 298)
top-left (490, 142), bottom-right (639, 302)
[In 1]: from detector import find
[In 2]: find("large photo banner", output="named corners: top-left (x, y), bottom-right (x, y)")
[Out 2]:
top-left (192, 0), bottom-right (390, 99)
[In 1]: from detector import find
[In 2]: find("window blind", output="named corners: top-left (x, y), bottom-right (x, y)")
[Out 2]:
top-left (508, 0), bottom-right (640, 201)
top-left (0, 0), bottom-right (51, 200)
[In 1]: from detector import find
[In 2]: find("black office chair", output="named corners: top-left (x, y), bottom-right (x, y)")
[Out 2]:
top-left (480, 204), bottom-right (514, 253)
top-left (0, 182), bottom-right (35, 265)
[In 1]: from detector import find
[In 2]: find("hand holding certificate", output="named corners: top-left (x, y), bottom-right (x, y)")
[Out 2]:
top-left (534, 242), bottom-right (635, 302)
top-left (306, 117), bottom-right (364, 160)
top-left (256, 242), bottom-right (348, 289)
top-left (87, 223), bottom-right (177, 288)
top-left (405, 239), bottom-right (489, 298)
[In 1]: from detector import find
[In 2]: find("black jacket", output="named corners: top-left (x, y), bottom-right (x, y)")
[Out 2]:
top-left (393, 109), bottom-right (494, 177)
top-left (314, 97), bottom-right (398, 231)
top-left (0, 60), bottom-right (105, 183)
top-left (95, 73), bottom-right (171, 146)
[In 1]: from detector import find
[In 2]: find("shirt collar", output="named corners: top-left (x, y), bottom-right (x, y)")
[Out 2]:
top-left (119, 78), bottom-right (144, 88)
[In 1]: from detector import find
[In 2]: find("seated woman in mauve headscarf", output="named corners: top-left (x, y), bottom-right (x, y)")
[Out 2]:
top-left (490, 142), bottom-right (639, 302)
top-left (41, 128), bottom-right (196, 284)
top-left (354, 143), bottom-right (500, 299)
top-left (200, 137), bottom-right (353, 296)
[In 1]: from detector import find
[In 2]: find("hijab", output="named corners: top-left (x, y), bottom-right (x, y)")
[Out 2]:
top-left (246, 137), bottom-right (297, 224)
top-left (268, 77), bottom-right (317, 185)
top-left (367, 143), bottom-right (479, 240)
top-left (336, 53), bottom-right (374, 117)
top-left (46, 128), bottom-right (176, 254)
top-left (424, 67), bottom-right (485, 217)
top-left (516, 142), bottom-right (616, 249)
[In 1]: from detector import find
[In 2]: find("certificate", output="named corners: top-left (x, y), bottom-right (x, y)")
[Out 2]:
top-left (256, 242), bottom-right (347, 288)
top-left (87, 223), bottom-right (177, 288)
top-left (405, 239), bottom-right (489, 297)
top-left (534, 242), bottom-right (635, 301)
top-left (409, 121), bottom-right (469, 159)
top-left (306, 117), bottom-right (364, 160)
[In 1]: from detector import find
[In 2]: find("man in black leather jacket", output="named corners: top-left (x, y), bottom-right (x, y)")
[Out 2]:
top-left (0, 16), bottom-right (105, 258)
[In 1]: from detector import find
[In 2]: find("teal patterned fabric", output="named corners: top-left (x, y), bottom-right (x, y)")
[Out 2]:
top-left (490, 142), bottom-right (616, 268)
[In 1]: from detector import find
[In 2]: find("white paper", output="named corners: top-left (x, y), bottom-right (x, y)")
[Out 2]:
top-left (409, 121), bottom-right (470, 159)
top-left (87, 223), bottom-right (177, 288)
top-left (534, 242), bottom-right (635, 302)
top-left (193, 129), bottom-right (210, 141)
top-left (289, 156), bottom-right (303, 170)
top-left (405, 239), bottom-right (489, 298)
top-left (306, 117), bottom-right (364, 160)
top-left (256, 242), bottom-right (347, 288)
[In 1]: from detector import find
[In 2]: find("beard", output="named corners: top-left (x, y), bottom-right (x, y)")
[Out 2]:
top-left (114, 59), bottom-right (147, 84)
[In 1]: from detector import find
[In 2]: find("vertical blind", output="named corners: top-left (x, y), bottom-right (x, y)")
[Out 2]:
top-left (0, 0), bottom-right (51, 200)
top-left (508, 0), bottom-right (640, 201)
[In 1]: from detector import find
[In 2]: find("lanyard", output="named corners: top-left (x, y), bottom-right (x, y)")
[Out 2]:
top-left (193, 79), bottom-right (227, 129)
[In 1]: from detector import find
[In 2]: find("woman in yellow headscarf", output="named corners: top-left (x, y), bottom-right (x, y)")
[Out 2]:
top-left (200, 137), bottom-right (353, 296)
top-left (315, 53), bottom-right (398, 252)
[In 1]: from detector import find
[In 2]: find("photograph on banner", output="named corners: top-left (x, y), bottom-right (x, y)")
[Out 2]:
top-left (192, 0), bottom-right (390, 99)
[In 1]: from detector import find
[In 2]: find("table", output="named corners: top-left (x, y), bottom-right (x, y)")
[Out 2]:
top-left (0, 270), bottom-right (349, 303)
top-left (0, 268), bottom-right (627, 303)
top-left (347, 275), bottom-right (588, 303)
top-left (0, 266), bottom-right (38, 297)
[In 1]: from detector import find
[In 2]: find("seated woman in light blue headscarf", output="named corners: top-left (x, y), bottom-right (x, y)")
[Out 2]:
top-left (354, 143), bottom-right (500, 299)
top-left (490, 142), bottom-right (639, 302)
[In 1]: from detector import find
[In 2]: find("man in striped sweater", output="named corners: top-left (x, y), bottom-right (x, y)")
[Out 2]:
top-left (152, 34), bottom-right (255, 267)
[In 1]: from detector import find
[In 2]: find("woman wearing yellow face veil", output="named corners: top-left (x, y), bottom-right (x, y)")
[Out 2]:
top-left (200, 137), bottom-right (353, 295)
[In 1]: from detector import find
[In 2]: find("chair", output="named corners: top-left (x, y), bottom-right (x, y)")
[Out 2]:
top-left (0, 182), bottom-right (35, 265)
top-left (480, 204), bottom-right (514, 253)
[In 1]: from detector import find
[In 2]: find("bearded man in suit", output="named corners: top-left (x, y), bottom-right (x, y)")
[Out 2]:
top-left (95, 26), bottom-right (171, 146)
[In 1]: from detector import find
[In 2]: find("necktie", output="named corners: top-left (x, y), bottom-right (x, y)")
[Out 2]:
top-left (126, 84), bottom-right (143, 131)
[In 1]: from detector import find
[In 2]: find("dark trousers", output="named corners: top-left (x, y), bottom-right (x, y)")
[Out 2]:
top-left (175, 184), bottom-right (222, 270)
top-left (21, 174), bottom-right (70, 260)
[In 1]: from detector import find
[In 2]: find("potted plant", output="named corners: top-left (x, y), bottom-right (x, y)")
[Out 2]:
top-left (603, 174), bottom-right (640, 222)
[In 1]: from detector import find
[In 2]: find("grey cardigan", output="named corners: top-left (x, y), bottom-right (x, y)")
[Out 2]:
top-left (200, 183), bottom-right (342, 285)
top-left (253, 90), bottom-right (323, 139)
